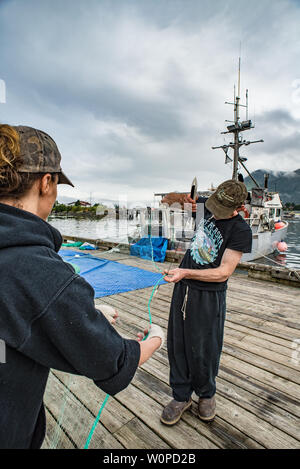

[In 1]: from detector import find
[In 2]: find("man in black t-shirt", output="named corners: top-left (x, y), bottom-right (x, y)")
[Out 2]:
top-left (160, 180), bottom-right (252, 425)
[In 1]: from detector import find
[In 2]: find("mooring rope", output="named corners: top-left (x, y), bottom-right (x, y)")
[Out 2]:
top-left (250, 249), bottom-right (300, 281)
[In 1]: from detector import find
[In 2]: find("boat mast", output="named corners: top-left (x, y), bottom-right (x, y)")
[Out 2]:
top-left (232, 57), bottom-right (241, 180)
top-left (212, 58), bottom-right (264, 185)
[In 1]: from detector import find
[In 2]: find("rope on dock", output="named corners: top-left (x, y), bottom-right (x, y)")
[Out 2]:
top-left (251, 249), bottom-right (300, 281)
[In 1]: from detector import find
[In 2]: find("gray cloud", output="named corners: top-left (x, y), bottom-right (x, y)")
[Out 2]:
top-left (1, 0), bottom-right (300, 203)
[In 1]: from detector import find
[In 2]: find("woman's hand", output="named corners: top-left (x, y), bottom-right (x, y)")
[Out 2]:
top-left (163, 268), bottom-right (187, 283)
top-left (137, 324), bottom-right (165, 365)
top-left (137, 325), bottom-right (164, 348)
top-left (98, 304), bottom-right (119, 325)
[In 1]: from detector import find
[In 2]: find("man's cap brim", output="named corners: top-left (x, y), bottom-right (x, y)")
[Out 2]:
top-left (58, 171), bottom-right (74, 187)
top-left (205, 194), bottom-right (236, 219)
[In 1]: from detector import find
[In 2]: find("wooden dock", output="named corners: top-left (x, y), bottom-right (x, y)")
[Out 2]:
top-left (42, 249), bottom-right (300, 450)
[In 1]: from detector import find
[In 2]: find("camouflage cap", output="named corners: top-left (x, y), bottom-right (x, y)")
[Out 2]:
top-left (205, 179), bottom-right (248, 219)
top-left (13, 125), bottom-right (74, 187)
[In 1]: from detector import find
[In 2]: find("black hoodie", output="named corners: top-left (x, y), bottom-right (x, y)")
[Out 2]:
top-left (0, 203), bottom-right (140, 449)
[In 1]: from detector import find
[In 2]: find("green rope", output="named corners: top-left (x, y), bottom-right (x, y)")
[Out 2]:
top-left (83, 202), bottom-right (186, 448)
top-left (61, 209), bottom-right (175, 449)
top-left (83, 211), bottom-right (166, 449)
top-left (83, 272), bottom-right (165, 449)
top-left (84, 394), bottom-right (110, 449)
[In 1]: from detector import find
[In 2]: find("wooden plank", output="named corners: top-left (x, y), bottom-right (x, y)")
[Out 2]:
top-left (131, 282), bottom-right (300, 338)
top-left (226, 310), bottom-right (300, 341)
top-left (222, 343), bottom-right (300, 385)
top-left (216, 375), bottom-right (300, 441)
top-left (229, 266), bottom-right (299, 295)
top-left (228, 280), bottom-right (300, 305)
top-left (224, 335), bottom-right (300, 374)
top-left (133, 368), bottom-right (263, 449)
top-left (44, 372), bottom-right (124, 449)
top-left (101, 290), bottom-right (171, 321)
top-left (42, 408), bottom-right (75, 449)
top-left (53, 371), bottom-right (171, 450)
top-left (105, 290), bottom-right (298, 372)
top-left (223, 327), bottom-right (295, 364)
top-left (120, 288), bottom-right (300, 346)
top-left (96, 296), bottom-right (168, 328)
top-left (225, 321), bottom-right (294, 351)
top-left (213, 394), bottom-right (299, 449)
top-left (98, 295), bottom-right (299, 381)
top-left (228, 300), bottom-right (300, 325)
top-left (218, 365), bottom-right (300, 419)
top-left (115, 384), bottom-right (218, 449)
top-left (52, 371), bottom-right (135, 434)
top-left (98, 296), bottom-right (300, 393)
top-left (139, 352), bottom-right (299, 449)
top-left (227, 298), bottom-right (300, 330)
top-left (133, 283), bottom-right (300, 318)
top-left (220, 353), bottom-right (300, 401)
top-left (243, 334), bottom-right (298, 359)
top-left (42, 252), bottom-right (300, 450)
top-left (114, 417), bottom-right (171, 449)
top-left (228, 290), bottom-right (300, 315)
top-left (99, 283), bottom-right (300, 387)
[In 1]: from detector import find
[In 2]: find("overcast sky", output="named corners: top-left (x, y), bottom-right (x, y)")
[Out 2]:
top-left (1, 0), bottom-right (300, 205)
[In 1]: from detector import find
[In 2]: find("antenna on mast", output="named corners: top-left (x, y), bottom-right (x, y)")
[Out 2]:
top-left (238, 56), bottom-right (241, 98)
top-left (212, 55), bottom-right (264, 183)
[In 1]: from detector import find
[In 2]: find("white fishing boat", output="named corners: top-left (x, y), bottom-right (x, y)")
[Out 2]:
top-left (138, 59), bottom-right (289, 262)
top-left (210, 58), bottom-right (288, 261)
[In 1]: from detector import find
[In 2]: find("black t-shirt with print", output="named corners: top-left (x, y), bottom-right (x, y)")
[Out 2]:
top-left (180, 197), bottom-right (252, 291)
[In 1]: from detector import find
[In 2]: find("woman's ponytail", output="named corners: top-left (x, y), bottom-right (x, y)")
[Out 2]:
top-left (0, 124), bottom-right (21, 179)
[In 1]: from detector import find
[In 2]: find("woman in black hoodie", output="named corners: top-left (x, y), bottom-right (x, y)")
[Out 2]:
top-left (0, 124), bottom-right (164, 449)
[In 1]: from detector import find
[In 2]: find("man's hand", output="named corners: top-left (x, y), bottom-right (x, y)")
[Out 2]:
top-left (161, 192), bottom-right (198, 212)
top-left (161, 193), bottom-right (187, 209)
top-left (183, 194), bottom-right (198, 212)
top-left (163, 268), bottom-right (186, 283)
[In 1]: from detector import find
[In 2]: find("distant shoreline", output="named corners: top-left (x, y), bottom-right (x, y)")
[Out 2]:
top-left (49, 211), bottom-right (108, 220)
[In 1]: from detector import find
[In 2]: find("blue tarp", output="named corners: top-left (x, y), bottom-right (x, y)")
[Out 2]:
top-left (59, 249), bottom-right (166, 298)
top-left (130, 237), bottom-right (168, 263)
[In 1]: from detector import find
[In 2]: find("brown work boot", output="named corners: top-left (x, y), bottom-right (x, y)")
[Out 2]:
top-left (198, 396), bottom-right (216, 422)
top-left (160, 398), bottom-right (192, 426)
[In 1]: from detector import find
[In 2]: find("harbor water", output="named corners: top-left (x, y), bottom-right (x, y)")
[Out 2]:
top-left (48, 215), bottom-right (300, 270)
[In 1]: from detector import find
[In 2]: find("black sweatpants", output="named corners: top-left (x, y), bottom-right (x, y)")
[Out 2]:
top-left (167, 281), bottom-right (226, 402)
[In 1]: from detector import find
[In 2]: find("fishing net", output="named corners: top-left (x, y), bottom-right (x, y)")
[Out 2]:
top-left (43, 217), bottom-right (170, 449)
